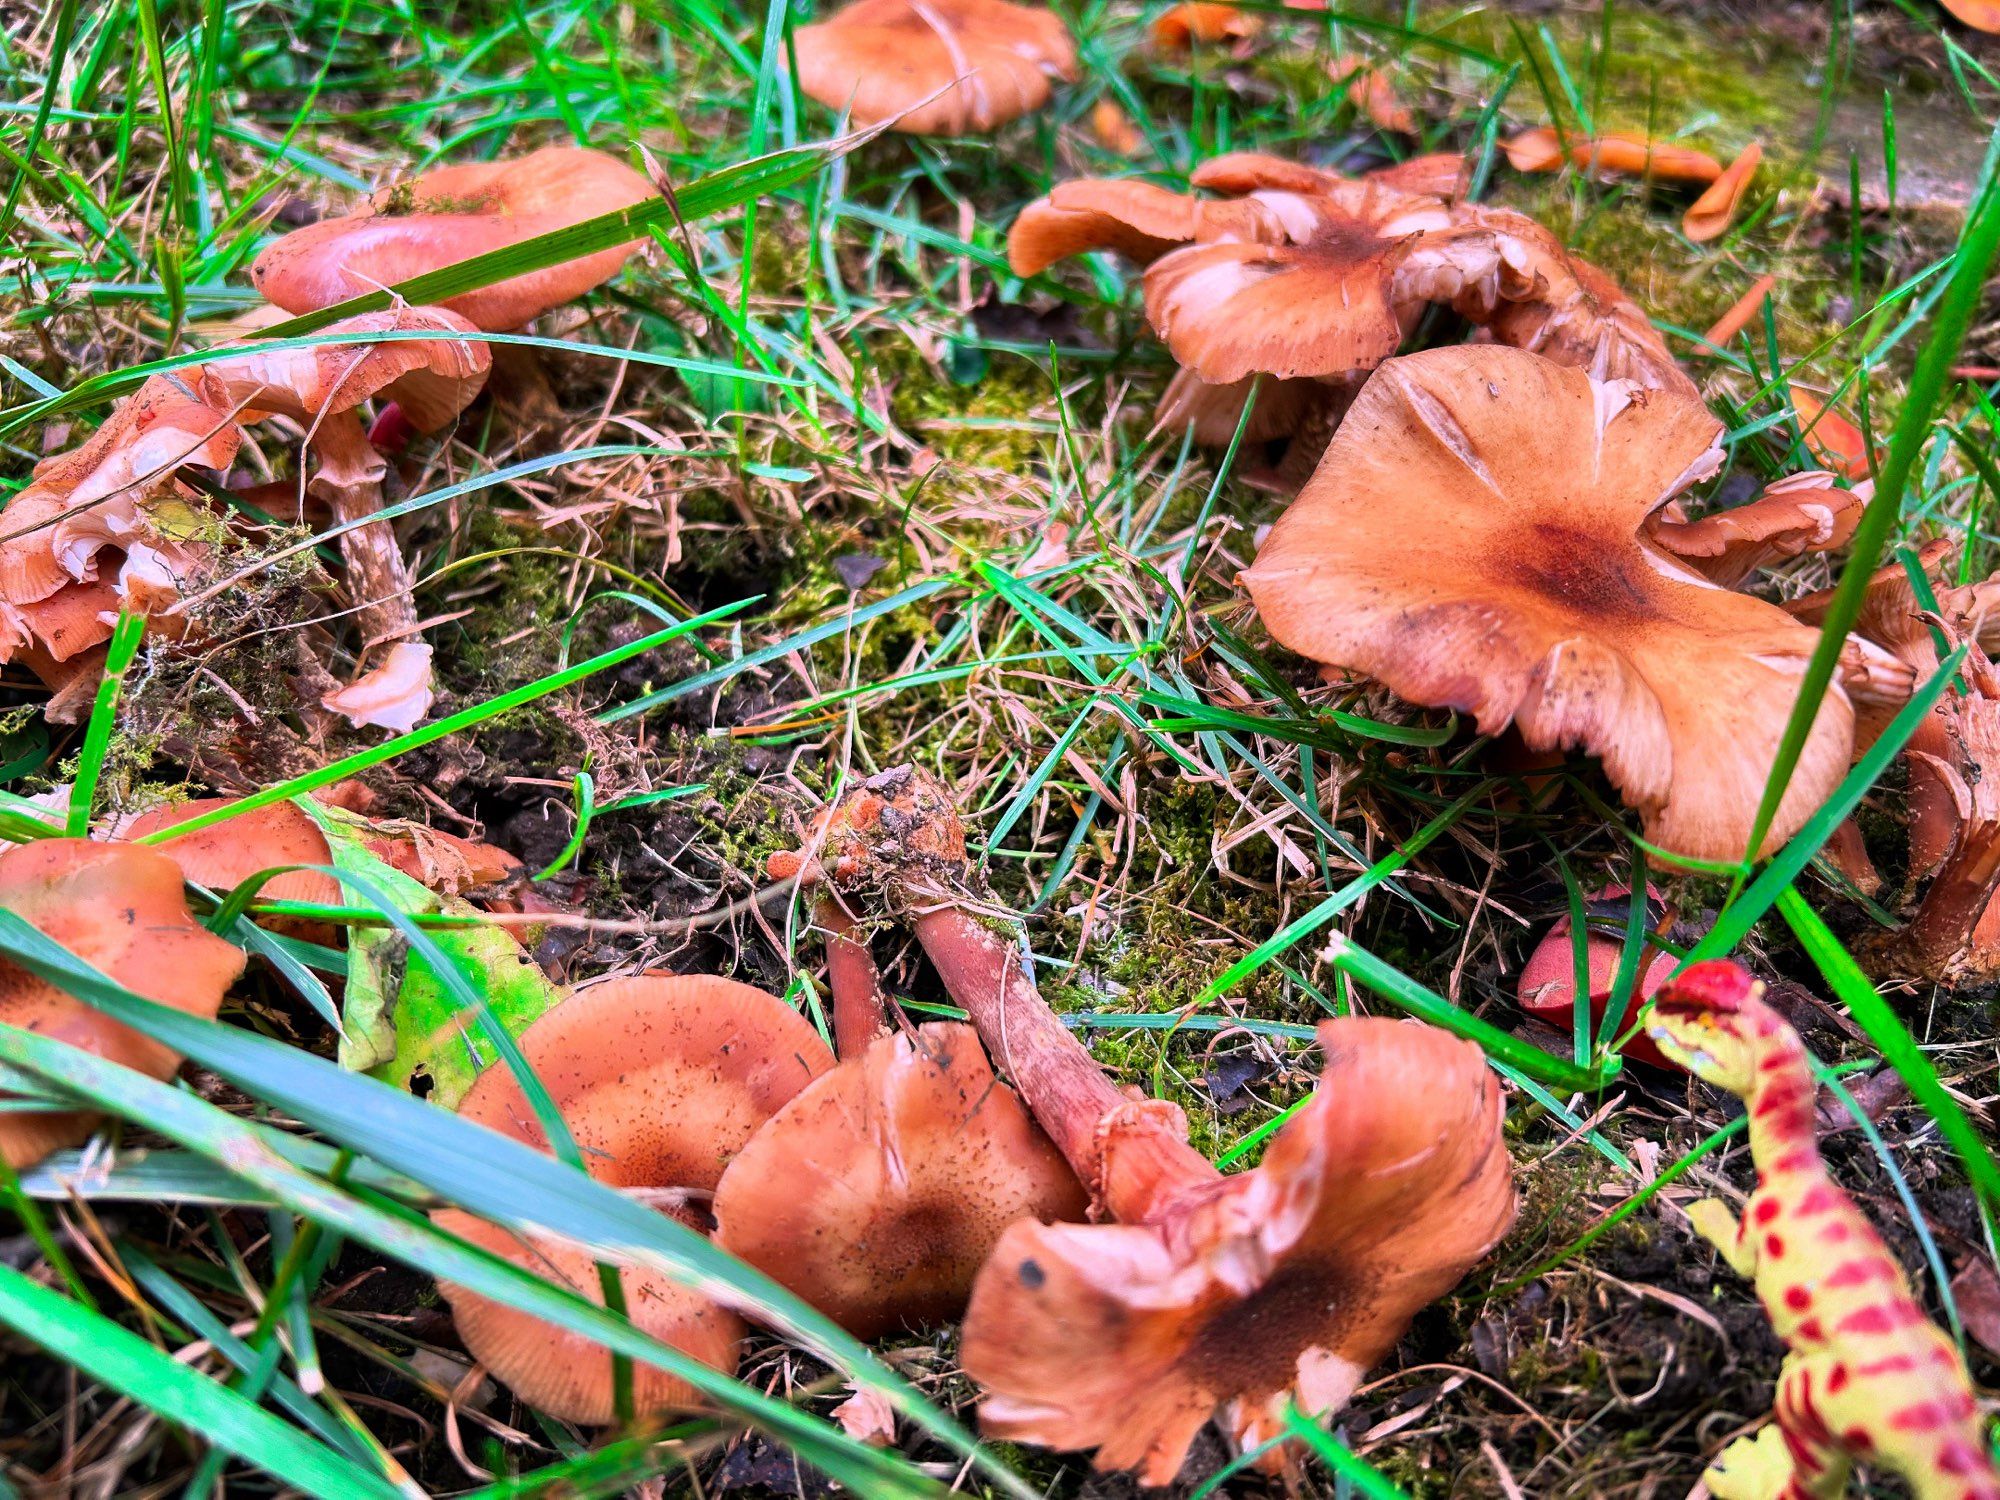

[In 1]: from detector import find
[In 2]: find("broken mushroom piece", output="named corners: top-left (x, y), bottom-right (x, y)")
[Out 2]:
top-left (0, 839), bottom-right (245, 1168)
top-left (1242, 345), bottom-right (1854, 862)
top-left (793, 768), bottom-right (1513, 1481)
top-left (1516, 885), bottom-right (1676, 1067)
top-left (208, 306), bottom-right (492, 732)
top-left (791, 0), bottom-right (1078, 136)
top-left (0, 375), bottom-right (241, 706)
top-left (713, 884), bottom-right (1085, 1338)
top-left (1504, 128), bottom-right (1723, 185)
top-left (1645, 470), bottom-right (1865, 589)
top-left (434, 973), bottom-right (833, 1424)
top-left (1683, 143), bottom-right (1762, 243)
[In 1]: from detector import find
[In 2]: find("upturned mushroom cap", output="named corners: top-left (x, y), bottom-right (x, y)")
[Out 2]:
top-left (0, 839), bottom-right (245, 1168)
top-left (1240, 345), bottom-right (1855, 861)
top-left (711, 1021), bottom-right (1086, 1338)
top-left (960, 1017), bottom-right (1514, 1485)
top-left (791, 0), bottom-right (1078, 137)
top-left (251, 148), bottom-right (655, 330)
top-left (208, 307), bottom-right (491, 431)
top-left (434, 974), bottom-right (831, 1422)
top-left (1645, 470), bottom-right (1864, 588)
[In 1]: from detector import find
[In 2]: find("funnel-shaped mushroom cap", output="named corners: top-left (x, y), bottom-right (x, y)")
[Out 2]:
top-left (712, 1022), bottom-right (1086, 1338)
top-left (0, 840), bottom-right (245, 1168)
top-left (0, 376), bottom-right (240, 608)
top-left (792, 0), bottom-right (1078, 137)
top-left (252, 148), bottom-right (654, 330)
top-left (1241, 346), bottom-right (1854, 861)
top-left (434, 1208), bottom-right (746, 1425)
top-left (209, 307), bottom-right (491, 432)
top-left (119, 799), bottom-right (342, 907)
top-left (434, 974), bottom-right (829, 1422)
top-left (961, 1018), bottom-right (1513, 1485)
top-left (1645, 470), bottom-right (1864, 588)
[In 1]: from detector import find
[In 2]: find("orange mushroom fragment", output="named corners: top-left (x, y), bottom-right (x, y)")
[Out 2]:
top-left (1329, 54), bottom-right (1414, 134)
top-left (791, 0), bottom-right (1079, 136)
top-left (1241, 345), bottom-right (1855, 862)
top-left (1150, 2), bottom-right (1256, 47)
top-left (207, 306), bottom-right (492, 732)
top-left (1788, 385), bottom-right (1878, 480)
top-left (1516, 885), bottom-right (1676, 1067)
top-left (252, 147), bottom-right (656, 333)
top-left (1504, 128), bottom-right (1722, 184)
top-left (713, 875), bottom-right (1084, 1338)
top-left (1645, 470), bottom-right (1864, 588)
top-left (434, 974), bottom-right (832, 1423)
top-left (1089, 99), bottom-right (1143, 156)
top-left (0, 839), bottom-right (244, 1168)
top-left (0, 375), bottom-right (241, 710)
top-left (1684, 142), bottom-right (1762, 243)
top-left (1702, 273), bottom-right (1776, 347)
top-left (789, 769), bottom-right (1513, 1482)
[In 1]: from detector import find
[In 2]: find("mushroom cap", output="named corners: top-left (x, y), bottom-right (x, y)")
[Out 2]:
top-left (1516, 884), bottom-right (1676, 1068)
top-left (208, 307), bottom-right (491, 430)
top-left (791, 0), bottom-right (1078, 137)
top-left (1644, 470), bottom-right (1864, 588)
top-left (1007, 179), bottom-right (1273, 277)
top-left (1150, 2), bottom-right (1256, 46)
top-left (711, 1022), bottom-right (1086, 1339)
top-left (435, 1207), bottom-right (746, 1425)
top-left (0, 839), bottom-right (245, 1168)
top-left (434, 974), bottom-right (828, 1423)
top-left (1240, 345), bottom-right (1854, 861)
top-left (960, 1018), bottom-right (1514, 1486)
top-left (251, 148), bottom-right (654, 330)
top-left (119, 799), bottom-right (342, 907)
top-left (1505, 128), bottom-right (1721, 184)
top-left (1943, 0), bottom-right (2000, 28)
top-left (1788, 385), bottom-right (1876, 480)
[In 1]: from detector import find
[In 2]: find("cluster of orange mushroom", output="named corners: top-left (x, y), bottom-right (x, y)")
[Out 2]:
top-left (3, 145), bottom-right (653, 732)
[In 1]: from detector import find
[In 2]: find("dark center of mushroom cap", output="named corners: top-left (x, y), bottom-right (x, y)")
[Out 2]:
top-left (1183, 1256), bottom-right (1366, 1401)
top-left (1504, 523), bottom-right (1663, 626)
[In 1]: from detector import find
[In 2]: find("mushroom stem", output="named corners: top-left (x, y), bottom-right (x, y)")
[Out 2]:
top-left (309, 410), bottom-right (424, 654)
top-left (907, 905), bottom-right (1218, 1219)
top-left (819, 893), bottom-right (891, 1057)
top-left (1901, 644), bottom-right (2000, 980)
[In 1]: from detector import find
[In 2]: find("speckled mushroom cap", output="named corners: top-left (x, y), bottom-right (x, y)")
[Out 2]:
top-left (119, 799), bottom-right (343, 908)
top-left (1240, 345), bottom-right (1854, 862)
top-left (711, 1021), bottom-right (1086, 1339)
top-left (792, 0), bottom-right (1078, 137)
top-left (960, 1018), bottom-right (1514, 1487)
top-left (208, 306), bottom-right (491, 432)
top-left (0, 839), bottom-right (245, 1169)
top-left (250, 147), bottom-right (655, 330)
top-left (433, 975), bottom-right (833, 1423)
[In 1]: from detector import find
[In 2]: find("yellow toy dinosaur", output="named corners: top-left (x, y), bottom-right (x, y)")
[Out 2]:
top-left (1646, 959), bottom-right (1998, 1500)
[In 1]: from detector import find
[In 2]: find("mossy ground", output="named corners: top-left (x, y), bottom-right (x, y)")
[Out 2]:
top-left (3, 0), bottom-right (2000, 1496)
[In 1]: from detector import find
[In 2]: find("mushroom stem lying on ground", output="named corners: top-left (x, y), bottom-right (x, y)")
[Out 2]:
top-left (711, 830), bottom-right (1084, 1338)
top-left (789, 766), bottom-right (1514, 1482)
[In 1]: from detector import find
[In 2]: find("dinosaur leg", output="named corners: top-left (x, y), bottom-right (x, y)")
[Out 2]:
top-left (1770, 1354), bottom-right (1854, 1500)
top-left (1688, 1196), bottom-right (1760, 1279)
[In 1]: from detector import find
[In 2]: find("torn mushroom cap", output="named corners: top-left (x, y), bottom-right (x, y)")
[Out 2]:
top-left (712, 1021), bottom-right (1086, 1339)
top-left (1516, 885), bottom-right (1676, 1068)
top-left (252, 147), bottom-right (655, 331)
top-left (961, 1017), bottom-right (1513, 1486)
top-left (0, 839), bottom-right (245, 1168)
top-left (791, 0), bottom-right (1078, 137)
top-left (1645, 470), bottom-right (1864, 589)
top-left (1241, 345), bottom-right (1855, 862)
top-left (433, 974), bottom-right (832, 1423)
top-left (208, 306), bottom-right (491, 433)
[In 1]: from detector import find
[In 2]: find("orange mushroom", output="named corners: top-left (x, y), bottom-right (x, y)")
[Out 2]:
top-left (1328, 54), bottom-right (1415, 135)
top-left (1788, 385), bottom-right (1878, 480)
top-left (1943, 0), bottom-right (2000, 29)
top-left (1516, 884), bottom-right (1676, 1067)
top-left (1645, 470), bottom-right (1865, 588)
top-left (1241, 345), bottom-right (1855, 862)
top-left (0, 839), bottom-right (244, 1168)
top-left (1504, 127), bottom-right (1722, 184)
top-left (791, 0), bottom-right (1078, 136)
top-left (1150, 2), bottom-right (1256, 48)
top-left (783, 769), bottom-right (1512, 1482)
top-left (434, 973), bottom-right (832, 1423)
top-left (252, 147), bottom-right (655, 332)
top-left (1089, 99), bottom-right (1143, 156)
top-left (713, 880), bottom-right (1083, 1338)
top-left (1683, 142), bottom-right (1762, 243)
top-left (0, 374), bottom-right (241, 711)
top-left (207, 306), bottom-right (491, 731)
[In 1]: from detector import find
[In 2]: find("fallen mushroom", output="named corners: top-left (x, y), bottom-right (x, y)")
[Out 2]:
top-left (0, 839), bottom-right (245, 1168)
top-left (434, 973), bottom-right (832, 1423)
top-left (1329, 54), bottom-right (1415, 135)
top-left (1241, 345), bottom-right (1854, 862)
top-left (1504, 127), bottom-right (1722, 185)
top-left (1516, 884), bottom-right (1676, 1067)
top-left (207, 305), bottom-right (492, 731)
top-left (788, 767), bottom-right (1514, 1481)
top-left (1683, 142), bottom-right (1762, 243)
top-left (1644, 470), bottom-right (1864, 588)
top-left (712, 872), bottom-right (1084, 1338)
top-left (1789, 385), bottom-right (1877, 480)
top-left (791, 0), bottom-right (1078, 136)
top-left (1644, 960), bottom-right (2000, 1500)
top-left (1150, 2), bottom-right (1255, 48)
top-left (0, 374), bottom-right (242, 713)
